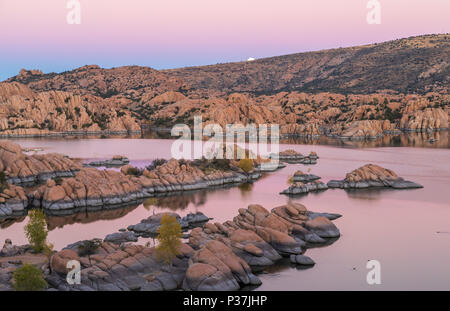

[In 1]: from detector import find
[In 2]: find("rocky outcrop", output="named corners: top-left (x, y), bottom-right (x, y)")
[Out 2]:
top-left (0, 140), bottom-right (81, 186)
top-left (0, 184), bottom-right (28, 217)
top-left (281, 180), bottom-right (328, 195)
top-left (335, 120), bottom-right (396, 140)
top-left (292, 170), bottom-right (321, 183)
top-left (0, 201), bottom-right (340, 291)
top-left (87, 156), bottom-right (130, 167)
top-left (104, 231), bottom-right (138, 244)
top-left (327, 164), bottom-right (423, 189)
top-left (272, 150), bottom-right (318, 164)
top-left (47, 242), bottom-right (193, 291)
top-left (281, 170), bottom-right (328, 195)
top-left (0, 239), bottom-right (49, 291)
top-left (183, 240), bottom-right (261, 291)
top-left (0, 81), bottom-right (142, 138)
top-left (30, 158), bottom-right (260, 214)
top-left (400, 108), bottom-right (448, 132)
top-left (280, 122), bottom-right (322, 137)
top-left (0, 239), bottom-right (30, 257)
top-left (31, 168), bottom-right (143, 213)
top-left (127, 212), bottom-right (209, 237)
top-left (190, 203), bottom-right (340, 258)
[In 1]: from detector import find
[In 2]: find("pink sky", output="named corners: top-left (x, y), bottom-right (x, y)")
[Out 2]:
top-left (0, 0), bottom-right (449, 79)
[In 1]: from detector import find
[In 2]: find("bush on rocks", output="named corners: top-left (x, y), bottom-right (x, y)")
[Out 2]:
top-left (13, 263), bottom-right (47, 291)
top-left (147, 158), bottom-right (168, 171)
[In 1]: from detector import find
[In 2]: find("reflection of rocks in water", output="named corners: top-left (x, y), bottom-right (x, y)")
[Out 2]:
top-left (400, 131), bottom-right (449, 148)
top-left (150, 185), bottom-right (247, 212)
top-left (0, 215), bottom-right (26, 229)
top-left (282, 131), bottom-right (449, 148)
top-left (45, 204), bottom-right (139, 231)
top-left (151, 191), bottom-right (208, 211)
top-left (344, 188), bottom-right (397, 201)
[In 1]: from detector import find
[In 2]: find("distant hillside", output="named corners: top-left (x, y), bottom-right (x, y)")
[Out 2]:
top-left (5, 34), bottom-right (449, 96)
top-left (163, 34), bottom-right (449, 95)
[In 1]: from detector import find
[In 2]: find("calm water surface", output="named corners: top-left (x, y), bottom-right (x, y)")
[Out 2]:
top-left (1, 137), bottom-right (449, 290)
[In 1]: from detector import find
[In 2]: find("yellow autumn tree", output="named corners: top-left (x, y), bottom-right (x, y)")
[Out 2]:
top-left (155, 214), bottom-right (183, 264)
top-left (24, 209), bottom-right (48, 253)
top-left (238, 158), bottom-right (254, 173)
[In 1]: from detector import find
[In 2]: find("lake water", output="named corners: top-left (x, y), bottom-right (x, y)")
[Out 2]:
top-left (1, 136), bottom-right (450, 290)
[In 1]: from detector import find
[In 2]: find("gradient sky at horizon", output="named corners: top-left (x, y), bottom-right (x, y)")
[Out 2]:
top-left (0, 0), bottom-right (449, 80)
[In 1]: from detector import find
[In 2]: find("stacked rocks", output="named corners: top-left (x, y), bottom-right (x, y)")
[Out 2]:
top-left (281, 170), bottom-right (328, 195)
top-left (327, 164), bottom-right (423, 189)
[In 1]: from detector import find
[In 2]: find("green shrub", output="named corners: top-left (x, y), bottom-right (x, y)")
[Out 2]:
top-left (24, 210), bottom-right (48, 253)
top-left (13, 264), bottom-right (47, 291)
top-left (126, 167), bottom-right (142, 176)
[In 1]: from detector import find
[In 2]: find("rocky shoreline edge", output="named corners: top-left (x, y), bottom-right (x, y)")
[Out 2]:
top-left (0, 202), bottom-right (341, 291)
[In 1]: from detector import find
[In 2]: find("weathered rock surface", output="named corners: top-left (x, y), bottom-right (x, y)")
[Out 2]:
top-left (0, 201), bottom-right (340, 291)
top-left (327, 164), bottom-right (423, 189)
top-left (336, 120), bottom-right (396, 140)
top-left (46, 242), bottom-right (193, 291)
top-left (31, 158), bottom-right (260, 214)
top-left (0, 81), bottom-right (142, 137)
top-left (0, 140), bottom-right (81, 185)
top-left (400, 108), bottom-right (448, 132)
top-left (0, 184), bottom-right (28, 217)
top-left (183, 240), bottom-right (260, 291)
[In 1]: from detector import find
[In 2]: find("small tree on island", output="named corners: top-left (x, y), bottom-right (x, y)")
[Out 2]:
top-left (13, 263), bottom-right (47, 291)
top-left (78, 239), bottom-right (102, 265)
top-left (238, 158), bottom-right (254, 173)
top-left (155, 214), bottom-right (183, 265)
top-left (24, 209), bottom-right (49, 253)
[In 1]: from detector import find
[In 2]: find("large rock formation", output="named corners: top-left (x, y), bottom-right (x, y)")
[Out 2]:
top-left (327, 164), bottom-right (423, 189)
top-left (0, 140), bottom-right (81, 185)
top-left (0, 201), bottom-right (341, 291)
top-left (336, 120), bottom-right (396, 140)
top-left (30, 158), bottom-right (260, 214)
top-left (0, 82), bottom-right (141, 137)
top-left (400, 108), bottom-right (448, 132)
